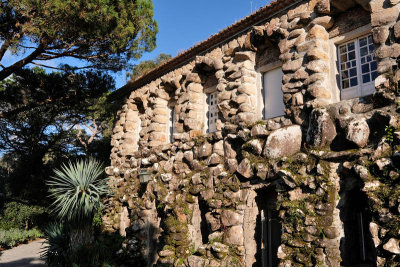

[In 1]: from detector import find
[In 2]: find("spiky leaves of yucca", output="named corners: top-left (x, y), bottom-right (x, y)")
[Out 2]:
top-left (47, 158), bottom-right (108, 226)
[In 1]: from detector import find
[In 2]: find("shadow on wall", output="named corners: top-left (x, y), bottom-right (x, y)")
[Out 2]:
top-left (338, 175), bottom-right (377, 266)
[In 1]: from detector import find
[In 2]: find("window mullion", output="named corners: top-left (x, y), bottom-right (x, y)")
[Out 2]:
top-left (355, 38), bottom-right (362, 97)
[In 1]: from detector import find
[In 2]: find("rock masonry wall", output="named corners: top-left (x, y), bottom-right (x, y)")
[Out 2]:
top-left (104, 0), bottom-right (400, 266)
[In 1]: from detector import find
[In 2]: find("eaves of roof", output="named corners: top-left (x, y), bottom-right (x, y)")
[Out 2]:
top-left (109, 0), bottom-right (302, 101)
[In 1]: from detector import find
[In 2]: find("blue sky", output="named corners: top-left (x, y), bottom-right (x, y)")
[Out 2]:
top-left (115, 0), bottom-right (268, 88)
top-left (2, 0), bottom-right (269, 89)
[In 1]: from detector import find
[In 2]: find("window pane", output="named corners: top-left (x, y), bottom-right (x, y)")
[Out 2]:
top-left (346, 62), bottom-right (351, 68)
top-left (347, 42), bottom-right (355, 51)
top-left (350, 77), bottom-right (358, 87)
top-left (349, 51), bottom-right (356, 60)
top-left (350, 68), bottom-right (357, 77)
top-left (352, 60), bottom-right (357, 67)
top-left (369, 44), bottom-right (375, 53)
top-left (360, 47), bottom-right (368, 56)
top-left (371, 61), bottom-right (377, 71)
top-left (341, 54), bottom-right (347, 62)
top-left (342, 79), bottom-right (349, 89)
top-left (362, 74), bottom-right (370, 83)
top-left (371, 71), bottom-right (378, 81)
top-left (362, 64), bottom-right (370, 74)
top-left (368, 35), bottom-right (373, 44)
top-left (342, 70), bottom-right (349, 78)
top-left (361, 57), bottom-right (366, 64)
top-left (359, 37), bottom-right (367, 47)
top-left (340, 45), bottom-right (347, 53)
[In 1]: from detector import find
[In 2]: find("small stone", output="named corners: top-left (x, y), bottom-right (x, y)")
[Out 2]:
top-left (187, 255), bottom-right (205, 267)
top-left (221, 210), bottom-right (242, 227)
top-left (207, 153), bottom-right (221, 166)
top-left (306, 108), bottom-right (336, 148)
top-left (197, 142), bottom-right (212, 159)
top-left (277, 170), bottom-right (297, 188)
top-left (251, 124), bottom-right (268, 137)
top-left (372, 26), bottom-right (389, 44)
top-left (383, 238), bottom-right (400, 254)
top-left (237, 158), bottom-right (253, 179)
top-left (161, 173), bottom-right (172, 182)
top-left (345, 118), bottom-right (370, 148)
top-left (223, 225), bottom-right (243, 245)
top-left (223, 139), bottom-right (237, 159)
top-left (311, 16), bottom-right (334, 29)
top-left (245, 139), bottom-right (263, 155)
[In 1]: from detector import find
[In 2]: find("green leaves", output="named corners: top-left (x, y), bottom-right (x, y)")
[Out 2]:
top-left (0, 0), bottom-right (158, 78)
top-left (47, 158), bottom-right (108, 225)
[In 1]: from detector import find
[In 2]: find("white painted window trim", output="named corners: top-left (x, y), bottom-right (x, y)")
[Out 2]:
top-left (203, 85), bottom-right (217, 133)
top-left (256, 62), bottom-right (285, 120)
top-left (256, 62), bottom-right (283, 120)
top-left (167, 104), bottom-right (175, 143)
top-left (328, 24), bottom-right (375, 102)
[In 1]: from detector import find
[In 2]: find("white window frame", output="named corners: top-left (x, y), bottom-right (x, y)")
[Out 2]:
top-left (328, 25), bottom-right (377, 102)
top-left (167, 105), bottom-right (175, 143)
top-left (257, 62), bottom-right (285, 120)
top-left (203, 85), bottom-right (218, 133)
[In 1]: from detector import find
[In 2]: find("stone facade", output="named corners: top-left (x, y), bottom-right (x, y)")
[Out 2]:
top-left (104, 0), bottom-right (400, 266)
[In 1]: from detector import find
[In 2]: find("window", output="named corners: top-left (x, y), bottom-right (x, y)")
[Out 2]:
top-left (338, 34), bottom-right (378, 100)
top-left (262, 67), bottom-right (285, 119)
top-left (167, 106), bottom-right (175, 143)
top-left (207, 91), bottom-right (218, 133)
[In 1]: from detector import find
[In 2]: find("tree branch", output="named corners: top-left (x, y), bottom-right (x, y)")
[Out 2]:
top-left (0, 39), bottom-right (47, 81)
top-left (0, 39), bottom-right (10, 62)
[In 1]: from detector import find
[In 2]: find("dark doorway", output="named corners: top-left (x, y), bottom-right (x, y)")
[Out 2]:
top-left (254, 188), bottom-right (282, 267)
top-left (339, 185), bottom-right (376, 266)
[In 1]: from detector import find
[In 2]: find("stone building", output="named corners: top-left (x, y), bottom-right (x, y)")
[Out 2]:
top-left (104, 0), bottom-right (400, 266)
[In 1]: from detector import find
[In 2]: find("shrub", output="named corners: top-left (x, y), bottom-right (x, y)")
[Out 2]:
top-left (42, 223), bottom-right (124, 267)
top-left (0, 201), bottom-right (48, 230)
top-left (0, 228), bottom-right (43, 248)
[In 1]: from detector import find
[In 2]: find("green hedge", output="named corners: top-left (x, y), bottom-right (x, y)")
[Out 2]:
top-left (0, 228), bottom-right (43, 248)
top-left (0, 201), bottom-right (48, 230)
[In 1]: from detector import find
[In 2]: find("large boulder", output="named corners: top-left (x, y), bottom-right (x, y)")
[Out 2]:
top-left (306, 108), bottom-right (336, 148)
top-left (345, 118), bottom-right (370, 148)
top-left (263, 125), bottom-right (302, 159)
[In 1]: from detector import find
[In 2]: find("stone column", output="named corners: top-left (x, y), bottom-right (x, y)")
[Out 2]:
top-left (371, 0), bottom-right (400, 87)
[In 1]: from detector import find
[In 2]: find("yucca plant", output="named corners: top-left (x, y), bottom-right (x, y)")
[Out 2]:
top-left (41, 223), bottom-right (70, 266)
top-left (47, 158), bottom-right (108, 225)
top-left (46, 158), bottom-right (108, 248)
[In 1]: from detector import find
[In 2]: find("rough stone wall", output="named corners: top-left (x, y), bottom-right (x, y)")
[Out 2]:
top-left (103, 0), bottom-right (400, 266)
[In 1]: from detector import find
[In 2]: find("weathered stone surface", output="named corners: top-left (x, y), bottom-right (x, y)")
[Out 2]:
top-left (311, 16), bottom-right (334, 29)
top-left (197, 142), bottom-right (213, 158)
top-left (383, 238), bottom-right (400, 254)
top-left (245, 139), bottom-right (263, 155)
top-left (221, 210), bottom-right (242, 226)
top-left (306, 108), bottom-right (336, 147)
top-left (251, 124), bottom-right (268, 137)
top-left (345, 118), bottom-right (370, 148)
top-left (223, 139), bottom-right (237, 158)
top-left (237, 158), bottom-right (253, 178)
top-left (187, 255), bottom-right (205, 267)
top-left (263, 125), bottom-right (302, 158)
top-left (223, 225), bottom-right (243, 245)
top-left (371, 6), bottom-right (400, 27)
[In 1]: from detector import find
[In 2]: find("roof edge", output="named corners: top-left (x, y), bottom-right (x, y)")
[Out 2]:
top-left (109, 0), bottom-right (302, 101)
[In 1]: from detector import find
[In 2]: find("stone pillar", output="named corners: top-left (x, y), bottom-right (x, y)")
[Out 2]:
top-left (371, 0), bottom-right (400, 87)
top-left (148, 82), bottom-right (170, 148)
